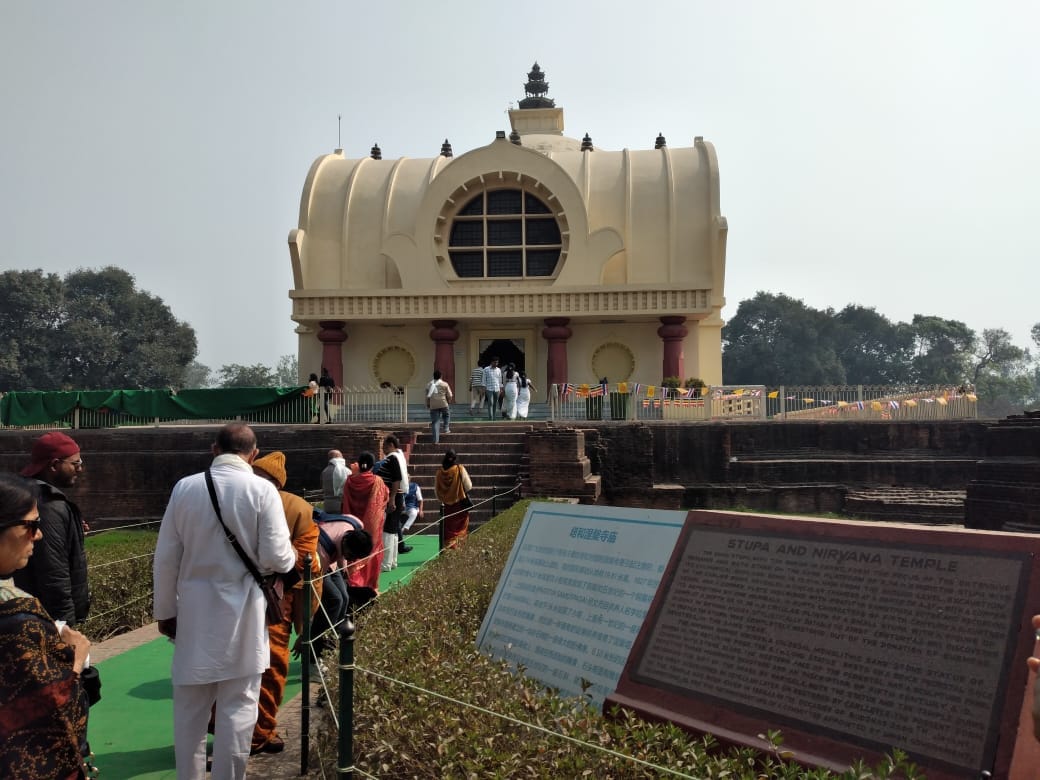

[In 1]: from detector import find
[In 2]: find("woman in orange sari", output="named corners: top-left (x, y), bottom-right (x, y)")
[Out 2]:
top-left (341, 452), bottom-right (389, 592)
top-left (435, 449), bottom-right (473, 549)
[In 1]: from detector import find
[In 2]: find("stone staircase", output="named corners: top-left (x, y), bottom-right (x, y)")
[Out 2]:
top-left (404, 422), bottom-right (544, 535)
top-left (843, 487), bottom-right (966, 524)
top-left (406, 402), bottom-right (551, 424)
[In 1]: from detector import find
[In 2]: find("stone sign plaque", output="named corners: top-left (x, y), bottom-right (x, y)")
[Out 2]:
top-left (606, 511), bottom-right (1040, 779)
top-left (476, 501), bottom-right (685, 705)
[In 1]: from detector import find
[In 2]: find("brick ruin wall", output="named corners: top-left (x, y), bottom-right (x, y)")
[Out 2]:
top-left (3, 419), bottom-right (1033, 531)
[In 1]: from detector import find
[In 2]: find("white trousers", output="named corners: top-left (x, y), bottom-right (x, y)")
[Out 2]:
top-left (382, 531), bottom-right (398, 570)
top-left (173, 673), bottom-right (263, 780)
top-left (402, 506), bottom-right (419, 531)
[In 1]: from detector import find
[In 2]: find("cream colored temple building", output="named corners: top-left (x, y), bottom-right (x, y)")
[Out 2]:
top-left (289, 64), bottom-right (728, 398)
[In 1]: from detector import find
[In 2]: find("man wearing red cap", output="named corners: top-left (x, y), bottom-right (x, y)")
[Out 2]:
top-left (14, 431), bottom-right (90, 625)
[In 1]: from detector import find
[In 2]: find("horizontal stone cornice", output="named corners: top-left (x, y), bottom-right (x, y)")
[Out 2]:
top-left (290, 287), bottom-right (714, 322)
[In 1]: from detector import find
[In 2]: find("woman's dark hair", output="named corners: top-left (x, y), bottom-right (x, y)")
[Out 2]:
top-left (505, 367), bottom-right (516, 380)
top-left (357, 451), bottom-right (375, 472)
top-left (0, 473), bottom-right (39, 528)
top-left (441, 448), bottom-right (458, 470)
top-left (341, 528), bottom-right (374, 561)
top-left (309, 373), bottom-right (319, 382)
top-left (519, 372), bottom-right (528, 388)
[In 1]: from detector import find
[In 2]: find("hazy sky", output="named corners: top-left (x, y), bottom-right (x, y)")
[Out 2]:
top-left (2, 1), bottom-right (1037, 373)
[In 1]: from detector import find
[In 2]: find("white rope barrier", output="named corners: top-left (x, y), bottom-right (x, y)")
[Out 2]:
top-left (85, 519), bottom-right (162, 536)
top-left (88, 551), bottom-right (155, 570)
top-left (358, 667), bottom-right (699, 779)
top-left (82, 590), bottom-right (153, 623)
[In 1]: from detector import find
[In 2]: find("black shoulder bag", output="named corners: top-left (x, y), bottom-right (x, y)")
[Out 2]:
top-left (204, 468), bottom-right (296, 624)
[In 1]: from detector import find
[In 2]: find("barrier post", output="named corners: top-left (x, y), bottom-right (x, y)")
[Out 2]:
top-left (337, 618), bottom-right (357, 778)
top-left (438, 505), bottom-right (445, 551)
top-left (300, 553), bottom-right (313, 775)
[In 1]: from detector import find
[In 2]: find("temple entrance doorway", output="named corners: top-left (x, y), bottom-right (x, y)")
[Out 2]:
top-left (479, 338), bottom-right (525, 373)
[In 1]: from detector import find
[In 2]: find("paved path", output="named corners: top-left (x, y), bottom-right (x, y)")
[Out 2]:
top-left (89, 536), bottom-right (440, 777)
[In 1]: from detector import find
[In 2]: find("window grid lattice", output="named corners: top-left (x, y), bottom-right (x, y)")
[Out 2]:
top-left (447, 188), bottom-right (561, 278)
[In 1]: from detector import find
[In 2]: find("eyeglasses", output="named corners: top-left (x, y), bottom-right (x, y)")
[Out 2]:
top-left (56, 458), bottom-right (84, 470)
top-left (2, 517), bottom-right (41, 535)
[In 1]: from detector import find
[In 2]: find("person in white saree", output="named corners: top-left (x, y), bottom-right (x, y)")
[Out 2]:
top-left (153, 423), bottom-right (295, 780)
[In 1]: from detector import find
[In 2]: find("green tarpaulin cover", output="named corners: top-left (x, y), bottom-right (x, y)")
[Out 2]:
top-left (0, 387), bottom-right (307, 427)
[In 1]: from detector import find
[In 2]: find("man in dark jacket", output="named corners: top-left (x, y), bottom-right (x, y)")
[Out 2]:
top-left (14, 431), bottom-right (90, 625)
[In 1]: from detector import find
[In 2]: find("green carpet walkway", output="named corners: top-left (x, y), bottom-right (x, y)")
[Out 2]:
top-left (88, 535), bottom-right (441, 778)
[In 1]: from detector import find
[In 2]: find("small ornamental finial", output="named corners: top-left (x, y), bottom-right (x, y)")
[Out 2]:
top-left (370, 143), bottom-right (382, 160)
top-left (440, 138), bottom-right (453, 158)
top-left (655, 133), bottom-right (666, 150)
top-left (509, 129), bottom-right (521, 145)
top-left (581, 133), bottom-right (594, 152)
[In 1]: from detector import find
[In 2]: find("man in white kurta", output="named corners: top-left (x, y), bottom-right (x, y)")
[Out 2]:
top-left (153, 423), bottom-right (296, 780)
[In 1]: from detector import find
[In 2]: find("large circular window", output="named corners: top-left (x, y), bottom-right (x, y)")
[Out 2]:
top-left (448, 188), bottom-right (562, 278)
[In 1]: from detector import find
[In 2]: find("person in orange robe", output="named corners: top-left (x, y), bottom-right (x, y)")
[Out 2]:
top-left (342, 451), bottom-right (389, 592)
top-left (435, 448), bottom-right (473, 549)
top-left (249, 451), bottom-right (322, 756)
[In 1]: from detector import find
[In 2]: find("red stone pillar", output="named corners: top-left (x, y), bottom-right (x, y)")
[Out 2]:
top-left (657, 316), bottom-right (688, 381)
top-left (317, 321), bottom-right (347, 386)
top-left (542, 317), bottom-right (572, 394)
top-left (430, 320), bottom-right (459, 392)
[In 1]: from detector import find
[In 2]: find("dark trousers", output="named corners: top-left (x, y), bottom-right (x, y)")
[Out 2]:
top-left (312, 569), bottom-right (348, 645)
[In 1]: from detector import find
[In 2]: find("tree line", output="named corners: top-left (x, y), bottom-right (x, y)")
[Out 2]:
top-left (0, 268), bottom-right (297, 392)
top-left (3, 269), bottom-right (1038, 417)
top-left (723, 292), bottom-right (1039, 417)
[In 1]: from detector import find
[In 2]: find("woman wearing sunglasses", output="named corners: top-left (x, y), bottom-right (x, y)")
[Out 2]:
top-left (0, 472), bottom-right (92, 779)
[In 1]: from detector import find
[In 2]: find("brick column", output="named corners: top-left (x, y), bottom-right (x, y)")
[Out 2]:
top-left (317, 321), bottom-right (347, 386)
top-left (657, 316), bottom-right (688, 381)
top-left (430, 320), bottom-right (459, 392)
top-left (542, 317), bottom-right (572, 393)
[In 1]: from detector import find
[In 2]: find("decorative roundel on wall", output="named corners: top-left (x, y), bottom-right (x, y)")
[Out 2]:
top-left (591, 342), bottom-right (635, 382)
top-left (372, 346), bottom-right (415, 387)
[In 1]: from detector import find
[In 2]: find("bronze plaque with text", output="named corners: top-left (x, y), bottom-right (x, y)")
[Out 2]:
top-left (605, 511), bottom-right (1040, 779)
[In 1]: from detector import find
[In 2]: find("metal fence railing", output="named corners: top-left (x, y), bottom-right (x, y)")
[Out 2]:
top-left (548, 383), bottom-right (977, 422)
top-left (768, 385), bottom-right (978, 421)
top-left (2, 383), bottom-right (978, 429)
top-left (548, 383), bottom-right (767, 422)
top-left (0, 387), bottom-right (410, 430)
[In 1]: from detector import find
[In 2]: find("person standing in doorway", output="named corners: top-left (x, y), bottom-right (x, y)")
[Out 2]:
top-left (153, 423), bottom-right (296, 780)
top-left (425, 370), bottom-right (453, 444)
top-left (14, 432), bottom-right (90, 627)
top-left (482, 357), bottom-right (503, 420)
